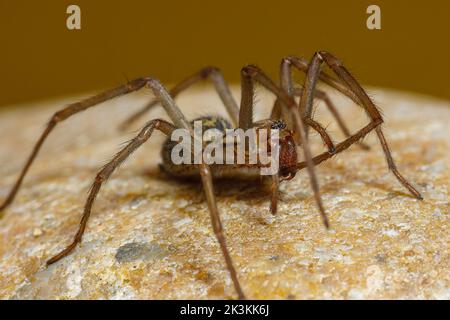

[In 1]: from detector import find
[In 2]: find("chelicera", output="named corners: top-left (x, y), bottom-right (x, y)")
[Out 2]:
top-left (0, 51), bottom-right (423, 299)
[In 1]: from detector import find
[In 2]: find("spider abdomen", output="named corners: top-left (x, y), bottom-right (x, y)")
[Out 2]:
top-left (160, 116), bottom-right (265, 180)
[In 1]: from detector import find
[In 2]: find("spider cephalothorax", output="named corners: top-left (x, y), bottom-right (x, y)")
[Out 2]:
top-left (0, 51), bottom-right (423, 300)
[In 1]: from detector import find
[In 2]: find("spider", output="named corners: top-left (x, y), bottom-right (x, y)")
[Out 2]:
top-left (0, 51), bottom-right (422, 300)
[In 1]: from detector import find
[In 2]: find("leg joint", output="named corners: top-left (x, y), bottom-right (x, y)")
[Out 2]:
top-left (95, 173), bottom-right (107, 183)
top-left (138, 119), bottom-right (161, 138)
top-left (241, 65), bottom-right (259, 77)
top-left (281, 56), bottom-right (294, 66)
top-left (317, 51), bottom-right (342, 67)
top-left (374, 117), bottom-right (384, 126)
top-left (143, 77), bottom-right (163, 90)
top-left (200, 66), bottom-right (221, 78)
top-left (285, 56), bottom-right (309, 70)
top-left (50, 112), bottom-right (63, 124)
top-left (127, 77), bottom-right (147, 91)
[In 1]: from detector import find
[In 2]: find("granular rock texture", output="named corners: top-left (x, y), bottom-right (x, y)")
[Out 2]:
top-left (0, 86), bottom-right (448, 299)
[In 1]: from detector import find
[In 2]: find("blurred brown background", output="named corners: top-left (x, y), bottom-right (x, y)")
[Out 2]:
top-left (0, 0), bottom-right (449, 108)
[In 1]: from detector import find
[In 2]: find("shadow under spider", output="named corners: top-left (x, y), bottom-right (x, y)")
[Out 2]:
top-left (319, 165), bottom-right (418, 200)
top-left (142, 166), bottom-right (270, 200)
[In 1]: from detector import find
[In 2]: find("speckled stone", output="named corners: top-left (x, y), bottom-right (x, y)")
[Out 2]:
top-left (0, 86), bottom-right (448, 299)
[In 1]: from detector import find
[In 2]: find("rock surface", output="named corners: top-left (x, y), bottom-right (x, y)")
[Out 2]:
top-left (0, 86), bottom-right (448, 299)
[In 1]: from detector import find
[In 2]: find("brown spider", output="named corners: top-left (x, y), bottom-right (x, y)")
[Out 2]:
top-left (0, 51), bottom-right (422, 300)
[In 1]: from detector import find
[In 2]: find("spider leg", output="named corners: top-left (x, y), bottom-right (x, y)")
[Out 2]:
top-left (42, 78), bottom-right (245, 299)
top-left (198, 164), bottom-right (245, 299)
top-left (0, 70), bottom-right (236, 212)
top-left (0, 78), bottom-right (150, 212)
top-left (267, 118), bottom-right (337, 215)
top-left (270, 173), bottom-right (279, 214)
top-left (271, 105), bottom-right (337, 153)
top-left (119, 66), bottom-right (239, 130)
top-left (251, 120), bottom-right (282, 214)
top-left (239, 65), bottom-right (329, 228)
top-left (46, 119), bottom-right (176, 265)
top-left (296, 120), bottom-right (380, 170)
top-left (303, 88), bottom-right (370, 150)
top-left (294, 51), bottom-right (422, 200)
top-left (268, 85), bottom-right (336, 215)
top-left (304, 117), bottom-right (336, 154)
top-left (272, 57), bottom-right (370, 150)
top-left (151, 79), bottom-right (245, 298)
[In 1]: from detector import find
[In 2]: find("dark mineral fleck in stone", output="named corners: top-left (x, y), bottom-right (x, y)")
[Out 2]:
top-left (115, 242), bottom-right (168, 263)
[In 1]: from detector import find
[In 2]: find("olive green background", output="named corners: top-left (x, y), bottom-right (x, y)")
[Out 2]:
top-left (0, 0), bottom-right (449, 107)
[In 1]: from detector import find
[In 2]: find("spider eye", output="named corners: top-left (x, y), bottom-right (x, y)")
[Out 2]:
top-left (271, 120), bottom-right (286, 130)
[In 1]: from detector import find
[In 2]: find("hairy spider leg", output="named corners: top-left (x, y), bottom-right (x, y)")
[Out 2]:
top-left (0, 77), bottom-right (245, 299)
top-left (293, 51), bottom-right (422, 200)
top-left (272, 57), bottom-right (370, 150)
top-left (239, 65), bottom-right (329, 228)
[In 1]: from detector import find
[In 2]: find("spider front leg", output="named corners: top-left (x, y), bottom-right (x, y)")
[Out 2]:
top-left (272, 104), bottom-right (337, 153)
top-left (254, 117), bottom-right (333, 215)
top-left (296, 51), bottom-right (422, 200)
top-left (239, 65), bottom-right (329, 227)
top-left (304, 118), bottom-right (336, 154)
top-left (273, 56), bottom-right (370, 150)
